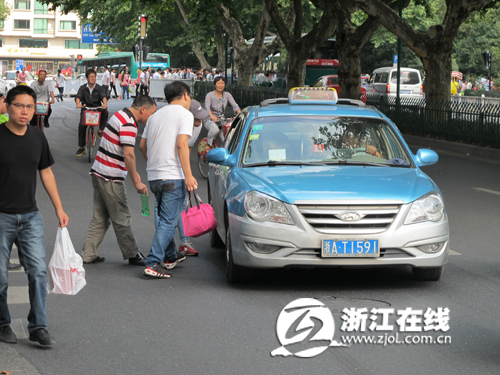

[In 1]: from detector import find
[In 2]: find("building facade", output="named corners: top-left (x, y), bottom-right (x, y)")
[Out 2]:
top-left (0, 0), bottom-right (98, 75)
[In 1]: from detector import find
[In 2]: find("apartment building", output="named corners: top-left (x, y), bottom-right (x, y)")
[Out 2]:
top-left (0, 0), bottom-right (98, 74)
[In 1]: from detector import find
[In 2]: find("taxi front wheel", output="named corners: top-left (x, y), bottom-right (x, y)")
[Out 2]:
top-left (226, 226), bottom-right (254, 283)
top-left (412, 266), bottom-right (443, 281)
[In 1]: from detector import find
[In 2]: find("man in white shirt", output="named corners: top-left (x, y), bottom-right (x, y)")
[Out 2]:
top-left (153, 69), bottom-right (161, 80)
top-left (29, 70), bottom-right (55, 128)
top-left (140, 67), bottom-right (150, 96)
top-left (101, 66), bottom-right (111, 99)
top-left (139, 81), bottom-right (197, 278)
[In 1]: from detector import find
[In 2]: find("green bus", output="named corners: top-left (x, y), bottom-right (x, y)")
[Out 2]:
top-left (77, 51), bottom-right (170, 79)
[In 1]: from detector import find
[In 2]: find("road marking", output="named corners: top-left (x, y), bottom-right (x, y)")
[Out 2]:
top-left (473, 187), bottom-right (500, 196)
top-left (7, 286), bottom-right (29, 304)
top-left (449, 249), bottom-right (461, 256)
top-left (10, 318), bottom-right (29, 339)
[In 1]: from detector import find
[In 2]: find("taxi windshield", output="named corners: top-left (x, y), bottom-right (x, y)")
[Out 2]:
top-left (242, 116), bottom-right (412, 167)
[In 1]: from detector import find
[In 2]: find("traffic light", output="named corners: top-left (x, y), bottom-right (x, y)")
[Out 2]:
top-left (132, 44), bottom-right (139, 60)
top-left (77, 54), bottom-right (83, 62)
top-left (138, 15), bottom-right (148, 39)
top-left (483, 51), bottom-right (492, 69)
top-left (143, 46), bottom-right (149, 61)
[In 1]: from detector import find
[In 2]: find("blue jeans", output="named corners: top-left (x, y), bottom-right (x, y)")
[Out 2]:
top-left (121, 85), bottom-right (129, 100)
top-left (145, 180), bottom-right (186, 266)
top-left (0, 211), bottom-right (47, 333)
top-left (154, 200), bottom-right (188, 246)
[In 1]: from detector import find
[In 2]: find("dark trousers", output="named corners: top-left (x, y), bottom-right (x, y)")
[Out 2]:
top-left (78, 108), bottom-right (109, 147)
top-left (110, 84), bottom-right (118, 99)
top-left (140, 84), bottom-right (149, 96)
top-left (29, 106), bottom-right (52, 128)
top-left (102, 85), bottom-right (109, 99)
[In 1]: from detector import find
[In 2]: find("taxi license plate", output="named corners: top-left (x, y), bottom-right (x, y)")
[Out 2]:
top-left (401, 90), bottom-right (411, 94)
top-left (321, 240), bottom-right (379, 257)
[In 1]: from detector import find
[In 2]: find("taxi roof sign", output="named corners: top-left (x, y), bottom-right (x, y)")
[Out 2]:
top-left (288, 87), bottom-right (338, 104)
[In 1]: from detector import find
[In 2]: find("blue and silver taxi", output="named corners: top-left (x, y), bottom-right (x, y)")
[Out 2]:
top-left (206, 87), bottom-right (449, 283)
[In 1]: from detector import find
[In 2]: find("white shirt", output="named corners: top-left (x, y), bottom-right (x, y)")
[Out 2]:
top-left (153, 72), bottom-right (161, 79)
top-left (102, 70), bottom-right (110, 86)
top-left (143, 104), bottom-right (194, 180)
top-left (189, 124), bottom-right (202, 148)
top-left (111, 72), bottom-right (116, 85)
top-left (54, 74), bottom-right (65, 87)
top-left (165, 72), bottom-right (172, 79)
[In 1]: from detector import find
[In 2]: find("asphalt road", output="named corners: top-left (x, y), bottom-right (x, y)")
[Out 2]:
top-left (2, 98), bottom-right (500, 375)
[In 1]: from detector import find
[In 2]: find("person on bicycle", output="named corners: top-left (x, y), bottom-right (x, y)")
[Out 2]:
top-left (53, 69), bottom-right (66, 102)
top-left (204, 76), bottom-right (240, 151)
top-left (75, 69), bottom-right (108, 156)
top-left (29, 70), bottom-right (55, 129)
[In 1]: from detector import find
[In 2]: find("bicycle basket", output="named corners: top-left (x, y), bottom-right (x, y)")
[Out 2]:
top-left (36, 102), bottom-right (49, 115)
top-left (83, 111), bottom-right (101, 126)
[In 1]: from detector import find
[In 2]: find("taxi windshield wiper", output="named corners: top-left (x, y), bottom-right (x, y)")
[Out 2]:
top-left (244, 160), bottom-right (308, 167)
top-left (308, 161), bottom-right (403, 167)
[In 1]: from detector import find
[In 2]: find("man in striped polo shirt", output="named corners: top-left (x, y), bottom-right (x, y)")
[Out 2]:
top-left (81, 95), bottom-right (157, 265)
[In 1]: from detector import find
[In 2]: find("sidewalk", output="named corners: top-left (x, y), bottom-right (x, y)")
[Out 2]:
top-left (405, 134), bottom-right (500, 164)
top-left (0, 343), bottom-right (42, 375)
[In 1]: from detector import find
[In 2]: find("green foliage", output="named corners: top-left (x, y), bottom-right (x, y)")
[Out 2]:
top-left (453, 9), bottom-right (500, 78)
top-left (0, 0), bottom-right (11, 22)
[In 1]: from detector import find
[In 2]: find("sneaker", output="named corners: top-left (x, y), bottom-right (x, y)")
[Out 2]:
top-left (180, 242), bottom-right (198, 256)
top-left (29, 328), bottom-right (56, 346)
top-left (128, 252), bottom-right (146, 266)
top-left (0, 325), bottom-right (17, 344)
top-left (9, 261), bottom-right (22, 271)
top-left (44, 122), bottom-right (50, 128)
top-left (76, 147), bottom-right (86, 156)
top-left (61, 98), bottom-right (64, 102)
top-left (83, 256), bottom-right (105, 264)
top-left (163, 251), bottom-right (187, 270)
top-left (143, 263), bottom-right (171, 278)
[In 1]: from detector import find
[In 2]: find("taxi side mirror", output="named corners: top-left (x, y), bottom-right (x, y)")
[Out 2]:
top-left (415, 149), bottom-right (438, 167)
top-left (206, 148), bottom-right (236, 167)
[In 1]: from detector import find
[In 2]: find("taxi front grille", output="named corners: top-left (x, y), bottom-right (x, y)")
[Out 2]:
top-left (297, 204), bottom-right (401, 234)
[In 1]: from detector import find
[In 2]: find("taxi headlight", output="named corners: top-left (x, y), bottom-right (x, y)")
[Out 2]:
top-left (405, 192), bottom-right (444, 224)
top-left (244, 191), bottom-right (294, 225)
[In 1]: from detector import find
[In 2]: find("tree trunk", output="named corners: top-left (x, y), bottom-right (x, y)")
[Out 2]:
top-left (235, 51), bottom-right (255, 86)
top-left (287, 51), bottom-right (307, 90)
top-left (337, 43), bottom-right (361, 98)
top-left (215, 25), bottom-right (226, 71)
top-left (422, 46), bottom-right (452, 101)
top-left (175, 0), bottom-right (210, 70)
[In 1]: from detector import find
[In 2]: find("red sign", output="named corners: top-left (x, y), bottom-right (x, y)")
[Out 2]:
top-left (306, 59), bottom-right (340, 67)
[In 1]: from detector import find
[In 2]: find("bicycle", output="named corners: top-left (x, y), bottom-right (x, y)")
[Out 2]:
top-left (35, 102), bottom-right (49, 132)
top-left (197, 116), bottom-right (233, 178)
top-left (82, 106), bottom-right (102, 163)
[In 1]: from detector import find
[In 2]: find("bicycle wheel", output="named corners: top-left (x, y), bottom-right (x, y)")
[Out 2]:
top-left (197, 152), bottom-right (210, 178)
top-left (38, 115), bottom-right (44, 132)
top-left (87, 127), bottom-right (93, 163)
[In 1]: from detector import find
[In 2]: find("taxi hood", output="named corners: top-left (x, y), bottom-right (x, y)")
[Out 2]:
top-left (237, 165), bottom-right (436, 204)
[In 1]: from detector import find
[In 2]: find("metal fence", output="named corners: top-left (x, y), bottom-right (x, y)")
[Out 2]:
top-left (193, 82), bottom-right (500, 149)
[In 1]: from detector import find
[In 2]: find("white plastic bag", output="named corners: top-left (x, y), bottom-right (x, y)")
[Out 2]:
top-left (48, 227), bottom-right (86, 295)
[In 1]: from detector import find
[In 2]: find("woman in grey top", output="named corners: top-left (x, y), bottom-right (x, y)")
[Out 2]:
top-left (204, 76), bottom-right (241, 149)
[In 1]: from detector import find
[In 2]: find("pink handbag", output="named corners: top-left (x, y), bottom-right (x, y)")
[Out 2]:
top-left (181, 191), bottom-right (217, 238)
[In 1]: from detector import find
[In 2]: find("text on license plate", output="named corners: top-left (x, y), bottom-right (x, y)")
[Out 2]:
top-left (321, 240), bottom-right (379, 257)
top-left (400, 90), bottom-right (411, 94)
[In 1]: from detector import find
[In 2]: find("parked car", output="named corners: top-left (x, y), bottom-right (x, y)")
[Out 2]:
top-left (0, 70), bottom-right (36, 94)
top-left (206, 87), bottom-right (449, 283)
top-left (314, 75), bottom-right (367, 102)
top-left (365, 67), bottom-right (423, 98)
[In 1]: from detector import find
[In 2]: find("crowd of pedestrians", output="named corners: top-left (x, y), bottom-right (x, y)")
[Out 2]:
top-left (0, 68), bottom-right (221, 347)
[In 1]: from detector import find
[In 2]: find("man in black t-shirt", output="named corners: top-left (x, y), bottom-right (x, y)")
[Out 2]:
top-left (0, 86), bottom-right (69, 347)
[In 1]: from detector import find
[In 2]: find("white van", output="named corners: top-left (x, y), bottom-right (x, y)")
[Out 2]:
top-left (366, 67), bottom-right (423, 98)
